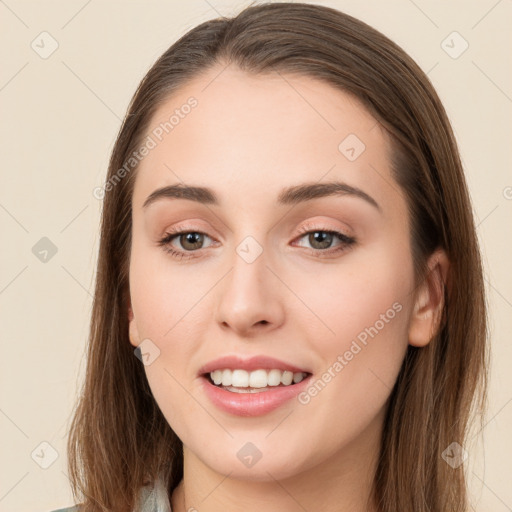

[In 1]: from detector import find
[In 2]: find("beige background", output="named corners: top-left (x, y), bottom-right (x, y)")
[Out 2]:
top-left (0, 1), bottom-right (510, 511)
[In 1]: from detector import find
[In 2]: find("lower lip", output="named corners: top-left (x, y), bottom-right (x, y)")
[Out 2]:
top-left (200, 375), bottom-right (312, 417)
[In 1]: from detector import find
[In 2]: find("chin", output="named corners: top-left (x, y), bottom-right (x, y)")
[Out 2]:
top-left (189, 434), bottom-right (323, 482)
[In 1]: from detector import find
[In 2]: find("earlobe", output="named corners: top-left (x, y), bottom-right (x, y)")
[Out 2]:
top-left (128, 305), bottom-right (141, 348)
top-left (408, 248), bottom-right (450, 348)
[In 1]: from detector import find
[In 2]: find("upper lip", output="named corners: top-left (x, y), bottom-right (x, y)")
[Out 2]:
top-left (198, 355), bottom-right (310, 376)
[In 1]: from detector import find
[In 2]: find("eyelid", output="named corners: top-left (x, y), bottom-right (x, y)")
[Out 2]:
top-left (294, 220), bottom-right (354, 239)
top-left (160, 222), bottom-right (217, 239)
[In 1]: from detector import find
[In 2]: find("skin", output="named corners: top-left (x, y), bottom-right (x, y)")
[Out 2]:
top-left (128, 63), bottom-right (449, 512)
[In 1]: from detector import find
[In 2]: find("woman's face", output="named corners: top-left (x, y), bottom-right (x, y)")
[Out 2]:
top-left (128, 65), bottom-right (432, 480)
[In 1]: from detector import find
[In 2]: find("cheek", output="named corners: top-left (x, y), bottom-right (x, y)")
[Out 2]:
top-left (292, 244), bottom-right (412, 351)
top-left (128, 249), bottom-right (214, 427)
top-left (129, 243), bottom-right (206, 339)
top-left (291, 249), bottom-right (411, 420)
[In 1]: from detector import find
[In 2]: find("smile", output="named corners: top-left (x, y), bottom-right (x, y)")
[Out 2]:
top-left (201, 370), bottom-right (312, 416)
top-left (208, 368), bottom-right (309, 392)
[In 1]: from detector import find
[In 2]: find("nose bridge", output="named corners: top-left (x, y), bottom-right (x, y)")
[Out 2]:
top-left (214, 232), bottom-right (284, 333)
top-left (227, 219), bottom-right (271, 287)
top-left (227, 233), bottom-right (271, 307)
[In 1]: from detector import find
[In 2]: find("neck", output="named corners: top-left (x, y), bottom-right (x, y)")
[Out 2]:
top-left (171, 407), bottom-right (384, 512)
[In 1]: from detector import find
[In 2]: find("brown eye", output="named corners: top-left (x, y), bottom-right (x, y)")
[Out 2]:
top-left (307, 231), bottom-right (335, 250)
top-left (179, 232), bottom-right (205, 251)
top-left (294, 227), bottom-right (356, 258)
top-left (157, 228), bottom-right (215, 259)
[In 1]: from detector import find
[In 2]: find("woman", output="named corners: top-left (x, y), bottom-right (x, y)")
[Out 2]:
top-left (57, 2), bottom-right (488, 511)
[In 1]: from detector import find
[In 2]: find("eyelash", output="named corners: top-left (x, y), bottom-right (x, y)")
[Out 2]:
top-left (157, 224), bottom-right (356, 261)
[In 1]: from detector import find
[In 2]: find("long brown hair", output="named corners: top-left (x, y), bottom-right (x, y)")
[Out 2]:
top-left (67, 3), bottom-right (489, 510)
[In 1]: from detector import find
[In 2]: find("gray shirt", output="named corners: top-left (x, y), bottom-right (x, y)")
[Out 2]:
top-left (49, 476), bottom-right (172, 512)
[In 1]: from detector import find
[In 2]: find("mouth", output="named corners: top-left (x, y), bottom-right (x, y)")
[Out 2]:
top-left (198, 355), bottom-right (313, 415)
top-left (202, 368), bottom-right (312, 393)
top-left (200, 368), bottom-right (313, 416)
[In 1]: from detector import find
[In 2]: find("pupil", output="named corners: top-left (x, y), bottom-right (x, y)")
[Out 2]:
top-left (183, 232), bottom-right (202, 249)
top-left (310, 231), bottom-right (332, 249)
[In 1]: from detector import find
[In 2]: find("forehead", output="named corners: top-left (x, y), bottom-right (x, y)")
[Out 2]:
top-left (132, 64), bottom-right (401, 213)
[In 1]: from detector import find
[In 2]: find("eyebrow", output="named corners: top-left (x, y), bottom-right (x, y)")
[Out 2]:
top-left (142, 181), bottom-right (381, 211)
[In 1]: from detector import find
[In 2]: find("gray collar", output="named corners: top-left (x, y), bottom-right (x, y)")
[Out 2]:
top-left (134, 476), bottom-right (172, 512)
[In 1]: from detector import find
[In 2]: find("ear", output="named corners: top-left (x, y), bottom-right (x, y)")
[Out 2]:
top-left (408, 248), bottom-right (450, 347)
top-left (128, 304), bottom-right (142, 348)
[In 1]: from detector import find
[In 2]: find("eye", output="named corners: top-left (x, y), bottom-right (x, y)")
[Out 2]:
top-left (157, 225), bottom-right (356, 260)
top-left (293, 225), bottom-right (356, 257)
top-left (157, 228), bottom-right (216, 260)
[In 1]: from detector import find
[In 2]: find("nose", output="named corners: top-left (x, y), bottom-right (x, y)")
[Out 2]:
top-left (214, 241), bottom-right (285, 337)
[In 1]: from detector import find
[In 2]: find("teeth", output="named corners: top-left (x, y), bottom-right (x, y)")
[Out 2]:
top-left (281, 370), bottom-right (293, 385)
top-left (249, 369), bottom-right (267, 388)
top-left (209, 369), bottom-right (308, 388)
top-left (211, 370), bottom-right (223, 385)
top-left (221, 369), bottom-right (232, 387)
top-left (293, 371), bottom-right (305, 383)
top-left (267, 369), bottom-right (282, 386)
top-left (232, 369), bottom-right (249, 387)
